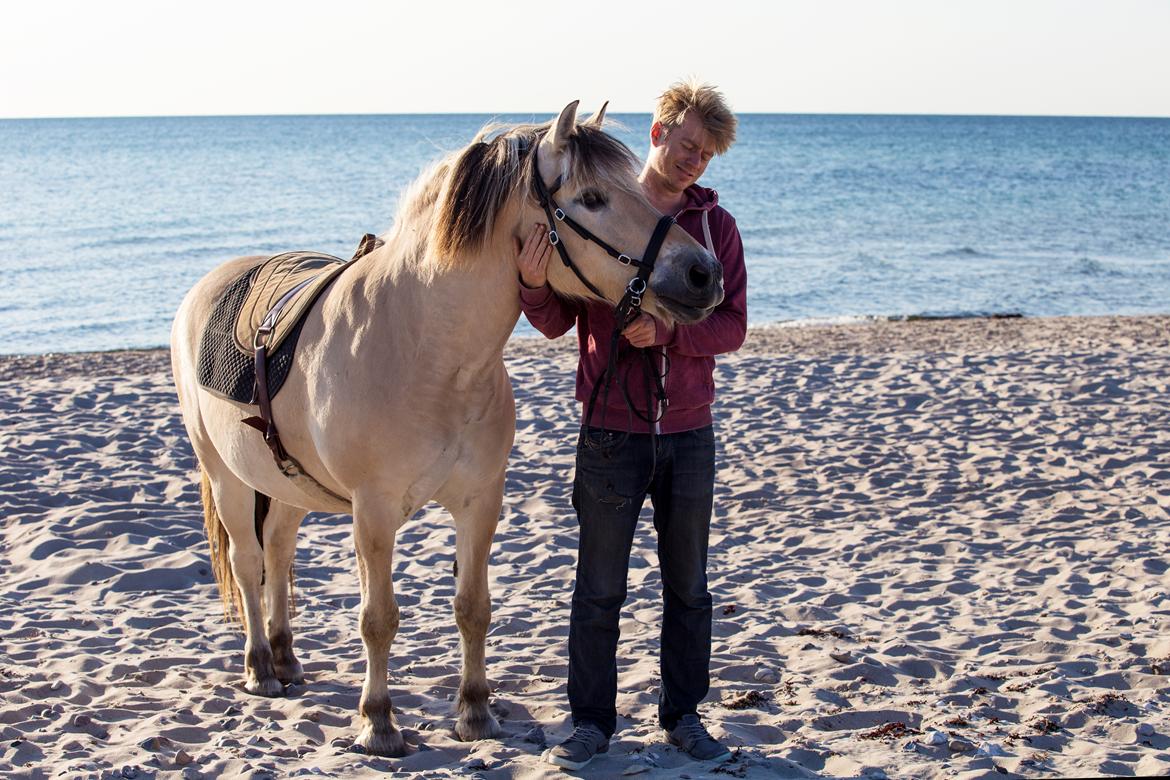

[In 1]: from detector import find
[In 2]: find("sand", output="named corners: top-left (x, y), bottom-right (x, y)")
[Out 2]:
top-left (1, 315), bottom-right (1169, 779)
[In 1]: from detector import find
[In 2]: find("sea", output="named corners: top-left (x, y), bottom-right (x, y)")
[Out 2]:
top-left (1, 113), bottom-right (1168, 355)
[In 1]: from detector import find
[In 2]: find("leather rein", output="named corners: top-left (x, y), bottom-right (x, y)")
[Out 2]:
top-left (530, 145), bottom-right (675, 467)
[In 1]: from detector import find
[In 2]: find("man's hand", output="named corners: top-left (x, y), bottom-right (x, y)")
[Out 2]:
top-left (514, 223), bottom-right (553, 288)
top-left (622, 312), bottom-right (672, 348)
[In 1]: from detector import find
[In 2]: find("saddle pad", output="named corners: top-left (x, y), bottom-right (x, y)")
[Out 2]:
top-left (234, 251), bottom-right (348, 354)
top-left (196, 252), bottom-right (346, 404)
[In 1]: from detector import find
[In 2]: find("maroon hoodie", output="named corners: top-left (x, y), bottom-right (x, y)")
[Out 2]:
top-left (519, 184), bottom-right (747, 434)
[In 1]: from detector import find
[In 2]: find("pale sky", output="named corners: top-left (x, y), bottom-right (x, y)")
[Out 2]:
top-left (2, 0), bottom-right (1168, 119)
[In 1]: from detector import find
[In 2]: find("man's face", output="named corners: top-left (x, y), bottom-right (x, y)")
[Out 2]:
top-left (649, 112), bottom-right (717, 192)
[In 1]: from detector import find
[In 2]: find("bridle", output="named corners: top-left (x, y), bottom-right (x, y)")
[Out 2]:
top-left (531, 144), bottom-right (675, 329)
top-left (530, 142), bottom-right (676, 475)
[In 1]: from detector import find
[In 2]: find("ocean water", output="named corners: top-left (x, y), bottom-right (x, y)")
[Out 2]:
top-left (0, 113), bottom-right (1167, 355)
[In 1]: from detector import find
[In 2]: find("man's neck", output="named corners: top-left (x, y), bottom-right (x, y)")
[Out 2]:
top-left (639, 167), bottom-right (688, 216)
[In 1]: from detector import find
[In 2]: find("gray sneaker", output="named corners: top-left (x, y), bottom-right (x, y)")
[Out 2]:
top-left (544, 722), bottom-right (609, 770)
top-left (667, 714), bottom-right (732, 762)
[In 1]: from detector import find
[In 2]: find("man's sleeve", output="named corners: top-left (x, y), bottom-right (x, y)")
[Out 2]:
top-left (519, 282), bottom-right (579, 339)
top-left (668, 214), bottom-right (748, 357)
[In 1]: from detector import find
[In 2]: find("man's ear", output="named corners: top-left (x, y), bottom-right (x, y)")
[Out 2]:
top-left (650, 121), bottom-right (666, 146)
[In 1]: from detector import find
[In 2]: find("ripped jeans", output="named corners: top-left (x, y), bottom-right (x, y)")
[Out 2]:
top-left (566, 425), bottom-right (715, 738)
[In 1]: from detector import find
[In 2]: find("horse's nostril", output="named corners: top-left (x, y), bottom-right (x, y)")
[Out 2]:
top-left (688, 264), bottom-right (711, 290)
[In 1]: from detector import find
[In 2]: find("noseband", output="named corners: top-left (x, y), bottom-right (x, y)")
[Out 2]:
top-left (531, 145), bottom-right (675, 327)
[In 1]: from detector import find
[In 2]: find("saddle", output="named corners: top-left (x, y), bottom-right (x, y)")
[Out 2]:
top-left (195, 234), bottom-right (381, 506)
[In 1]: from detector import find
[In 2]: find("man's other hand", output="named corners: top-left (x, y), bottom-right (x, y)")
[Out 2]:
top-left (622, 312), bottom-right (672, 348)
top-left (515, 223), bottom-right (553, 288)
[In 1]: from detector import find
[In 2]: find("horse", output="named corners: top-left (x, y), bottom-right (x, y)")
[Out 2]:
top-left (170, 101), bottom-right (725, 756)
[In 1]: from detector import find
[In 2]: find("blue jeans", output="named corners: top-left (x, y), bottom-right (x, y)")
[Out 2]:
top-left (567, 425), bottom-right (716, 738)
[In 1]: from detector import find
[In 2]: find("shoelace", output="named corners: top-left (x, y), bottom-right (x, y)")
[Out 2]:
top-left (675, 719), bottom-right (713, 748)
top-left (565, 725), bottom-right (604, 747)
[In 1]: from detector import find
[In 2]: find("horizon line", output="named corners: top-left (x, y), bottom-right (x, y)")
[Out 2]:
top-left (3, 110), bottom-right (1169, 122)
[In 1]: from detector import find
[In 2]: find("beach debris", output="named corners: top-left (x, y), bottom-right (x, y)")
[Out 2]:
top-left (829, 649), bottom-right (854, 664)
top-left (711, 755), bottom-right (749, 777)
top-left (924, 729), bottom-right (949, 746)
top-left (174, 749), bottom-right (194, 766)
top-left (522, 725), bottom-right (546, 745)
top-left (975, 741), bottom-right (1009, 757)
top-left (139, 735), bottom-right (173, 752)
top-left (721, 689), bottom-right (770, 710)
top-left (70, 713), bottom-right (92, 728)
top-left (902, 740), bottom-right (920, 752)
top-left (1137, 722), bottom-right (1156, 737)
top-left (723, 604), bottom-right (737, 615)
top-left (948, 737), bottom-right (976, 753)
top-left (859, 722), bottom-right (921, 741)
top-left (1086, 691), bottom-right (1132, 715)
top-left (799, 626), bottom-right (852, 641)
top-left (753, 667), bottom-right (779, 684)
top-left (1030, 716), bottom-right (1060, 734)
top-left (119, 766), bottom-right (142, 779)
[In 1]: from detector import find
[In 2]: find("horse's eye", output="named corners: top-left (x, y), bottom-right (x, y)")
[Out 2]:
top-left (576, 190), bottom-right (607, 211)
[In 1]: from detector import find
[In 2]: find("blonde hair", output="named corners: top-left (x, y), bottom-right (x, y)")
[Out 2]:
top-left (653, 78), bottom-right (737, 155)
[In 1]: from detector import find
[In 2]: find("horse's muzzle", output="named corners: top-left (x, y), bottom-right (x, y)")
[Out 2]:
top-left (649, 248), bottom-right (724, 323)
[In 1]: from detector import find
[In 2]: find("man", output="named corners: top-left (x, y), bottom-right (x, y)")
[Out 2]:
top-left (516, 79), bottom-right (747, 770)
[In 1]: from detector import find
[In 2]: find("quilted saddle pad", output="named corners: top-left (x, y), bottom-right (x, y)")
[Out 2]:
top-left (196, 252), bottom-right (348, 404)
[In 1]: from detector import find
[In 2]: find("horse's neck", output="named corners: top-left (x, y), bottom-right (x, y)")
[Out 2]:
top-left (363, 242), bottom-right (520, 369)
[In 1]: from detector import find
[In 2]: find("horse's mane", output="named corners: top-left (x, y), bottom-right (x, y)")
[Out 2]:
top-left (385, 119), bottom-right (640, 270)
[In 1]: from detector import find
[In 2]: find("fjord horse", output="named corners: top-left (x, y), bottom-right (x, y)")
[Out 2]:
top-left (170, 101), bottom-right (724, 755)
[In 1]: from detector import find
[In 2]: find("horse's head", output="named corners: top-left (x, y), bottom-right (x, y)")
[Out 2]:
top-left (431, 102), bottom-right (723, 324)
top-left (530, 101), bottom-right (724, 325)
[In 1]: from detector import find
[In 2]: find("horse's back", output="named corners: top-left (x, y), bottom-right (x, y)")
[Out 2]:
top-left (173, 256), bottom-right (267, 352)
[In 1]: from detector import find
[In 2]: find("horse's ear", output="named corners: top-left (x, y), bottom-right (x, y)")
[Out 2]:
top-left (585, 101), bottom-right (608, 128)
top-left (548, 100), bottom-right (580, 154)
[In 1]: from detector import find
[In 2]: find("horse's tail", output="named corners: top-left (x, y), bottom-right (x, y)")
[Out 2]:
top-left (200, 466), bottom-right (243, 623)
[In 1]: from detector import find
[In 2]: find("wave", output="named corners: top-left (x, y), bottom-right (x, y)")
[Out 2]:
top-left (924, 247), bottom-right (996, 260)
top-left (1072, 257), bottom-right (1124, 278)
top-left (774, 312), bottom-right (1024, 329)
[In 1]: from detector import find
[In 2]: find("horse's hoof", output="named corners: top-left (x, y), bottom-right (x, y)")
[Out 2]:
top-left (356, 725), bottom-right (407, 757)
top-left (455, 710), bottom-right (501, 742)
top-left (245, 677), bottom-right (284, 697)
top-left (276, 663), bottom-right (304, 686)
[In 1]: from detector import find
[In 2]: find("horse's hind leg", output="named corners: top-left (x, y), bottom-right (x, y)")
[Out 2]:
top-left (261, 499), bottom-right (309, 686)
top-left (352, 498), bottom-right (407, 757)
top-left (448, 474), bottom-right (504, 741)
top-left (204, 461), bottom-right (283, 697)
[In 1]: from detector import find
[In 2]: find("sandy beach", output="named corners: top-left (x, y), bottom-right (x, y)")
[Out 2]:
top-left (2, 314), bottom-right (1169, 779)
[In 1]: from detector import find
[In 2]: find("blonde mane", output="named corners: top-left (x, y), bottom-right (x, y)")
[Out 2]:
top-left (381, 119), bottom-right (641, 272)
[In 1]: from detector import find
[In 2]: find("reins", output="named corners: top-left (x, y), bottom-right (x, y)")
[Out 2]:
top-left (530, 145), bottom-right (674, 493)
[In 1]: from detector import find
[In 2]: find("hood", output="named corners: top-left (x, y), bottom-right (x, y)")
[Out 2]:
top-left (678, 184), bottom-right (720, 215)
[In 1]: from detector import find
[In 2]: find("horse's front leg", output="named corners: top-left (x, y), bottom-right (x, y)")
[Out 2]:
top-left (352, 500), bottom-right (406, 757)
top-left (262, 499), bottom-right (309, 686)
top-left (448, 471), bottom-right (504, 741)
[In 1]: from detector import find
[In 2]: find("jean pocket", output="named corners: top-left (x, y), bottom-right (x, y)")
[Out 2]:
top-left (574, 443), bottom-right (649, 510)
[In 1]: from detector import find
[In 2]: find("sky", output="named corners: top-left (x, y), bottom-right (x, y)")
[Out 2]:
top-left (2, 0), bottom-right (1168, 119)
